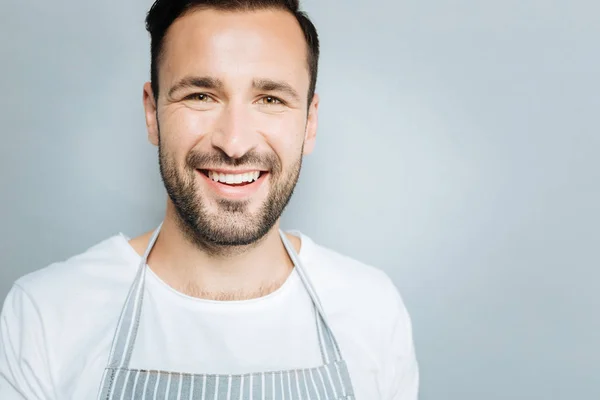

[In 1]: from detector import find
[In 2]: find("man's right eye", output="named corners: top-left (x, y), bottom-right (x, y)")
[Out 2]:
top-left (184, 93), bottom-right (212, 102)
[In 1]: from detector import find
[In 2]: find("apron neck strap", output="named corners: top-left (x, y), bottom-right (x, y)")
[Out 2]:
top-left (105, 223), bottom-right (162, 369)
top-left (278, 230), bottom-right (343, 363)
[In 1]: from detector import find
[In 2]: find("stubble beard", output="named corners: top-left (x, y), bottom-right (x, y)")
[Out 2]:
top-left (157, 133), bottom-right (303, 256)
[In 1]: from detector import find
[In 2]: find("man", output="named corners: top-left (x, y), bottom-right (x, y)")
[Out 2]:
top-left (0, 0), bottom-right (419, 399)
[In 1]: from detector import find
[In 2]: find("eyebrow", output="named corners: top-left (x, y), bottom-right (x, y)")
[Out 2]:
top-left (167, 76), bottom-right (224, 98)
top-left (253, 79), bottom-right (301, 103)
top-left (167, 76), bottom-right (302, 103)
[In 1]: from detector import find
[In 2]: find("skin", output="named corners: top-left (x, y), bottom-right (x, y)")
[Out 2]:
top-left (130, 7), bottom-right (320, 300)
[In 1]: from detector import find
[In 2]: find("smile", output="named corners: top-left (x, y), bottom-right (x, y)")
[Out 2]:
top-left (197, 169), bottom-right (269, 199)
top-left (204, 170), bottom-right (262, 186)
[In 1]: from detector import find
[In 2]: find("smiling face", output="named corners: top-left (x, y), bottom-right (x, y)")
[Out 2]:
top-left (143, 7), bottom-right (319, 247)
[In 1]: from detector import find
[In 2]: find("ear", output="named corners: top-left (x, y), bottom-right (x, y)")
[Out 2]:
top-left (143, 82), bottom-right (159, 147)
top-left (303, 93), bottom-right (319, 155)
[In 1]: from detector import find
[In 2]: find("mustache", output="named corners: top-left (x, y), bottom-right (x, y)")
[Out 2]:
top-left (186, 150), bottom-right (281, 174)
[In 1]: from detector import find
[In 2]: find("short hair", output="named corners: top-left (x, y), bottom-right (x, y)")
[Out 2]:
top-left (145, 0), bottom-right (320, 105)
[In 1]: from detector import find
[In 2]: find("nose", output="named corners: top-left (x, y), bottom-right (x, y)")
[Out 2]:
top-left (210, 104), bottom-right (257, 159)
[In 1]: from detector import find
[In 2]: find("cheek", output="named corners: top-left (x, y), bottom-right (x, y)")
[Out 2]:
top-left (259, 113), bottom-right (306, 159)
top-left (159, 106), bottom-right (217, 160)
top-left (161, 106), bottom-right (216, 140)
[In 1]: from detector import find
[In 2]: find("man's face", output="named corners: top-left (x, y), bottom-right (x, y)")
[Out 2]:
top-left (143, 8), bottom-right (318, 247)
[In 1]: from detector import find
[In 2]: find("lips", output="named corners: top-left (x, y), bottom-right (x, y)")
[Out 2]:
top-left (197, 169), bottom-right (269, 199)
top-left (202, 170), bottom-right (263, 185)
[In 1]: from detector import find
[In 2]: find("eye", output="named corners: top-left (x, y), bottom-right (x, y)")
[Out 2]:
top-left (258, 96), bottom-right (283, 105)
top-left (184, 93), bottom-right (212, 102)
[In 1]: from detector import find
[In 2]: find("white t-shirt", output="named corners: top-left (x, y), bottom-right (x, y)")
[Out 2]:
top-left (0, 231), bottom-right (419, 399)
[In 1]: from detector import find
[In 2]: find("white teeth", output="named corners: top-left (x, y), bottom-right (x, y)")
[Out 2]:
top-left (207, 170), bottom-right (261, 184)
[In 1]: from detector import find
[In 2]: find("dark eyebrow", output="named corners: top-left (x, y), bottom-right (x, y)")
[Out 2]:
top-left (167, 76), bottom-right (224, 98)
top-left (253, 79), bottom-right (301, 103)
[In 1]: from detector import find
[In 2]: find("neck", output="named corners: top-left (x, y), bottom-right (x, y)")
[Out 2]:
top-left (129, 206), bottom-right (300, 300)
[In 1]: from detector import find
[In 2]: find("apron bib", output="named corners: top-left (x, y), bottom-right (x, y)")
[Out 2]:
top-left (96, 224), bottom-right (356, 399)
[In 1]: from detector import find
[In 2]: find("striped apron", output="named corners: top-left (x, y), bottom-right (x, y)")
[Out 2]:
top-left (96, 224), bottom-right (356, 399)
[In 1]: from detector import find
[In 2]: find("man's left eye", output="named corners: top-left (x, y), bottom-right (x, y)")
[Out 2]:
top-left (259, 96), bottom-right (283, 105)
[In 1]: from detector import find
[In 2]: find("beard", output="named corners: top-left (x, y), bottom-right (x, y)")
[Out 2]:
top-left (158, 135), bottom-right (302, 252)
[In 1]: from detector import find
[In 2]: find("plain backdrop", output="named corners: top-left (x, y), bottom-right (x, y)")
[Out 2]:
top-left (1, 0), bottom-right (598, 399)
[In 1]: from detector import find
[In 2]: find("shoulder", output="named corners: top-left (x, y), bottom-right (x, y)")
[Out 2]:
top-left (14, 234), bottom-right (138, 298)
top-left (296, 231), bottom-right (404, 309)
top-left (5, 234), bottom-right (140, 334)
top-left (295, 231), bottom-right (411, 339)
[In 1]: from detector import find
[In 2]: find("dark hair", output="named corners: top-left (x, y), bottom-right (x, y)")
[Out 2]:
top-left (145, 0), bottom-right (320, 105)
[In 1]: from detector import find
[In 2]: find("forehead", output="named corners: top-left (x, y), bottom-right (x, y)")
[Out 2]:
top-left (159, 8), bottom-right (310, 95)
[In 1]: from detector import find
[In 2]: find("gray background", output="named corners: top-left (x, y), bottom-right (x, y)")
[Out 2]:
top-left (1, 0), bottom-right (598, 399)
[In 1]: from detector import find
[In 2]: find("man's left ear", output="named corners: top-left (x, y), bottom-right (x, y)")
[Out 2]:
top-left (303, 93), bottom-right (319, 155)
